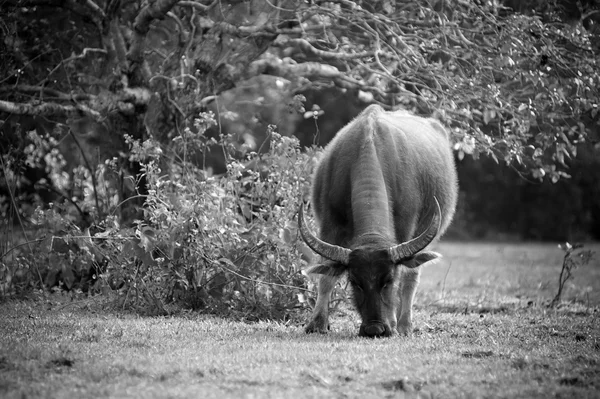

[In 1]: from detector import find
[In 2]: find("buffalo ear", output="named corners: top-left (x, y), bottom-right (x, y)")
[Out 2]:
top-left (304, 262), bottom-right (346, 277)
top-left (413, 251), bottom-right (442, 266)
top-left (398, 251), bottom-right (442, 268)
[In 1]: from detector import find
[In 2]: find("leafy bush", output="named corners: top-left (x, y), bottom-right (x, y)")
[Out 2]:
top-left (1, 114), bottom-right (325, 321)
top-left (550, 242), bottom-right (595, 308)
top-left (122, 116), bottom-right (320, 318)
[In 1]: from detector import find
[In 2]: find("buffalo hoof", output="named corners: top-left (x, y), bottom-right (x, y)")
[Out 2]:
top-left (397, 322), bottom-right (413, 336)
top-left (305, 317), bottom-right (329, 334)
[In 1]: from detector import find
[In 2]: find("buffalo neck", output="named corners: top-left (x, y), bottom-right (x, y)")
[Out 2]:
top-left (349, 129), bottom-right (395, 242)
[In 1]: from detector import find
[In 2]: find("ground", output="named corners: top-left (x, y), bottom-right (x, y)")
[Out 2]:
top-left (1, 242), bottom-right (599, 398)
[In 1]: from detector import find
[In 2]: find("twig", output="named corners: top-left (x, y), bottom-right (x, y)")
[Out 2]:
top-left (210, 256), bottom-right (312, 292)
top-left (34, 181), bottom-right (87, 221)
top-left (440, 260), bottom-right (452, 304)
top-left (66, 129), bottom-right (102, 219)
top-left (108, 194), bottom-right (150, 218)
top-left (42, 48), bottom-right (107, 84)
top-left (550, 243), bottom-right (595, 308)
top-left (0, 85), bottom-right (93, 101)
top-left (81, 0), bottom-right (106, 20)
top-left (54, 295), bottom-right (105, 311)
top-left (0, 157), bottom-right (45, 288)
top-left (272, 38), bottom-right (375, 60)
top-left (177, 0), bottom-right (218, 12)
top-left (0, 238), bottom-right (47, 260)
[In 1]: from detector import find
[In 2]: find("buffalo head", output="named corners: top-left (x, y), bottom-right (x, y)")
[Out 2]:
top-left (298, 199), bottom-right (442, 337)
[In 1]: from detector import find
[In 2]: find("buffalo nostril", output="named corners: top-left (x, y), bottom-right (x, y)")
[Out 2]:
top-left (364, 323), bottom-right (386, 337)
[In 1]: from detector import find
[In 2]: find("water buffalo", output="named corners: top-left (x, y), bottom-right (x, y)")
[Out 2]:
top-left (298, 104), bottom-right (458, 337)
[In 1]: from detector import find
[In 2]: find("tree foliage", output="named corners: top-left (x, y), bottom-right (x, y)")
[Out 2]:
top-left (1, 0), bottom-right (598, 182)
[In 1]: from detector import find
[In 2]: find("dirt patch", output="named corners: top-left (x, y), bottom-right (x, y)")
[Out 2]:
top-left (46, 356), bottom-right (74, 369)
top-left (0, 356), bottom-right (16, 371)
top-left (461, 350), bottom-right (494, 358)
top-left (381, 379), bottom-right (431, 398)
top-left (559, 376), bottom-right (591, 388)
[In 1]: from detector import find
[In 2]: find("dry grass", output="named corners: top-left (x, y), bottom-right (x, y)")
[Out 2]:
top-left (420, 242), bottom-right (600, 310)
top-left (1, 242), bottom-right (599, 398)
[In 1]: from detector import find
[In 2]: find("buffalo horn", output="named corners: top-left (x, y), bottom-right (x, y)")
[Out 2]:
top-left (298, 204), bottom-right (351, 264)
top-left (388, 197), bottom-right (442, 263)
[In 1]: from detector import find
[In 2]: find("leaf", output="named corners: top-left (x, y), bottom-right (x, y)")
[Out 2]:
top-left (358, 90), bottom-right (374, 102)
top-left (140, 225), bottom-right (156, 238)
top-left (382, 0), bottom-right (394, 14)
top-left (137, 226), bottom-right (157, 252)
top-left (303, 371), bottom-right (332, 386)
top-left (280, 226), bottom-right (293, 244)
top-left (121, 239), bottom-right (137, 259)
top-left (208, 272), bottom-right (228, 298)
top-left (483, 109), bottom-right (496, 125)
top-left (44, 264), bottom-right (59, 287)
top-left (122, 237), bottom-right (156, 268)
top-left (298, 241), bottom-right (314, 263)
top-left (532, 168), bottom-right (545, 179)
top-left (218, 257), bottom-right (237, 268)
top-left (61, 262), bottom-right (75, 290)
top-left (523, 145), bottom-right (536, 156)
top-left (239, 202), bottom-right (252, 220)
top-left (51, 237), bottom-right (75, 254)
top-left (558, 242), bottom-right (572, 251)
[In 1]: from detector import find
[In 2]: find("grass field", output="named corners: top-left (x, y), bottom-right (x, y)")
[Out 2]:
top-left (1, 242), bottom-right (599, 398)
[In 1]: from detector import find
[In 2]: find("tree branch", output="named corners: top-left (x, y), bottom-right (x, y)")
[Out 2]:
top-left (128, 0), bottom-right (182, 68)
top-left (0, 87), bottom-right (150, 118)
top-left (0, 85), bottom-right (93, 102)
top-left (0, 99), bottom-right (101, 119)
top-left (81, 0), bottom-right (106, 20)
top-left (215, 21), bottom-right (278, 36)
top-left (246, 57), bottom-right (388, 97)
top-left (272, 38), bottom-right (375, 60)
top-left (177, 0), bottom-right (217, 12)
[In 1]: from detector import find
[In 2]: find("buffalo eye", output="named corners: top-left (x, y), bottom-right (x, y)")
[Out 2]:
top-left (349, 279), bottom-right (365, 305)
top-left (381, 276), bottom-right (394, 289)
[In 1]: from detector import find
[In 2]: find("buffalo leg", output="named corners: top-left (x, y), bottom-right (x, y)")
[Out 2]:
top-left (387, 297), bottom-right (398, 333)
top-left (397, 267), bottom-right (421, 336)
top-left (305, 273), bottom-right (341, 333)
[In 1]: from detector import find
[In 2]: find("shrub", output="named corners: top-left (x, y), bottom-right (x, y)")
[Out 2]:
top-left (1, 113), bottom-right (325, 321)
top-left (549, 242), bottom-right (595, 308)
top-left (118, 117), bottom-right (319, 318)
